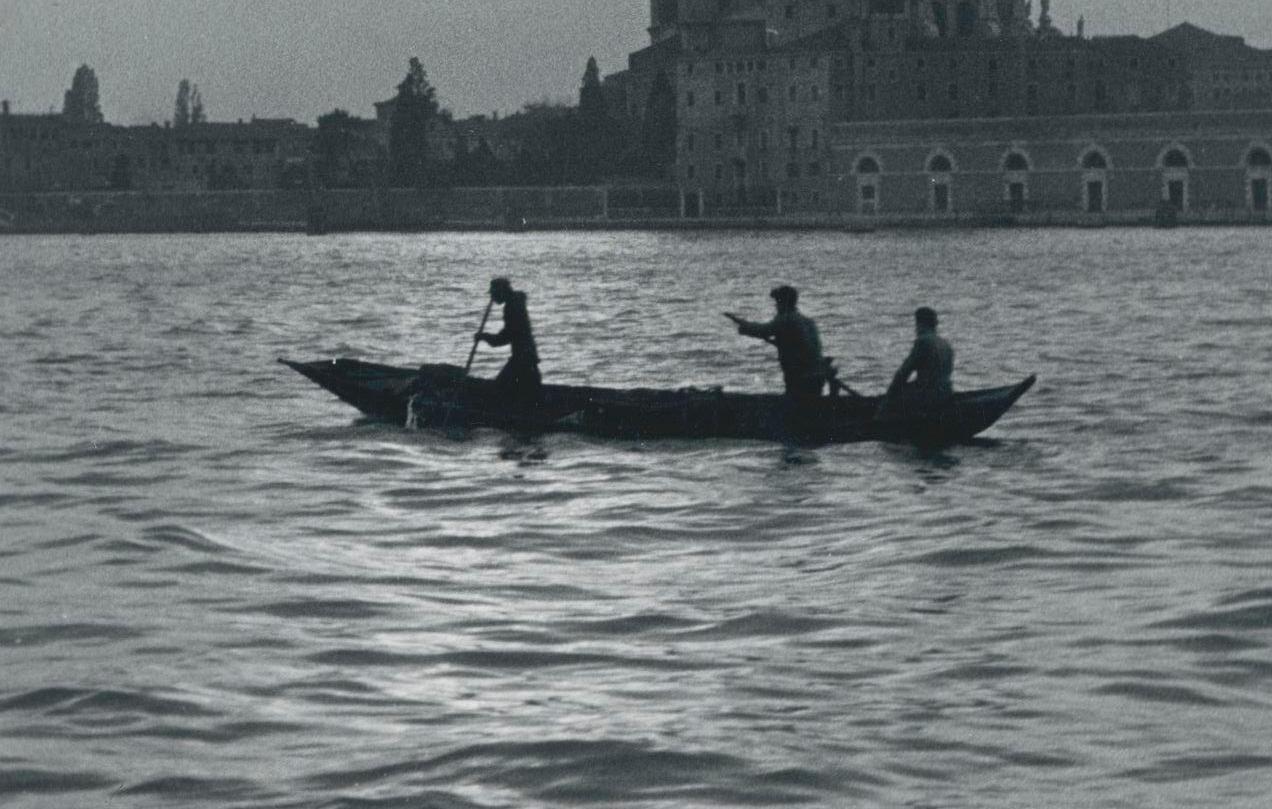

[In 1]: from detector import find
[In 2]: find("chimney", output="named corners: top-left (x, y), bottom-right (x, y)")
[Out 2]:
top-left (2, 100), bottom-right (9, 117)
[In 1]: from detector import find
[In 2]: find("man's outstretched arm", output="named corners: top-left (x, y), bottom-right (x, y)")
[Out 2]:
top-left (725, 313), bottom-right (777, 341)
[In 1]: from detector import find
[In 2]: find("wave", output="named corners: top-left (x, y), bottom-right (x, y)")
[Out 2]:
top-left (0, 768), bottom-right (115, 796)
top-left (0, 687), bottom-right (216, 719)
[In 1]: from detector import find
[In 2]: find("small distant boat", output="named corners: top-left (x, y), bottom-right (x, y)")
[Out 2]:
top-left (280, 358), bottom-right (1035, 446)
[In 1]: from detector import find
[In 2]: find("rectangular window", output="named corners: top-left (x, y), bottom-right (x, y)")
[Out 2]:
top-left (811, 85), bottom-right (820, 101)
top-left (759, 131), bottom-right (770, 151)
top-left (1252, 178), bottom-right (1269, 211)
top-left (686, 91), bottom-right (695, 107)
top-left (1087, 181), bottom-right (1105, 213)
top-left (687, 164), bottom-right (696, 180)
top-left (714, 90), bottom-right (723, 105)
top-left (786, 162), bottom-right (800, 178)
top-left (715, 163), bottom-right (724, 180)
top-left (916, 83), bottom-right (927, 101)
top-left (827, 4), bottom-right (837, 17)
top-left (737, 83), bottom-right (747, 105)
top-left (1009, 182), bottom-right (1026, 213)
top-left (789, 85), bottom-right (798, 101)
top-left (757, 86), bottom-right (769, 103)
top-left (811, 130), bottom-right (819, 150)
top-left (933, 183), bottom-right (950, 213)
top-left (714, 133), bottom-right (723, 150)
top-left (686, 133), bottom-right (695, 151)
top-left (785, 4), bottom-right (795, 20)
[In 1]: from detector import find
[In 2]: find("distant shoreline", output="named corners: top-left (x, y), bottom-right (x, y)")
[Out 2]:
top-left (1, 188), bottom-right (1269, 235)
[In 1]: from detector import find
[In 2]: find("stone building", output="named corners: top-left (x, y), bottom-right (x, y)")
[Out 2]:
top-left (651, 0), bottom-right (1272, 218)
top-left (1152, 23), bottom-right (1272, 111)
top-left (0, 104), bottom-right (312, 193)
top-left (829, 109), bottom-right (1272, 223)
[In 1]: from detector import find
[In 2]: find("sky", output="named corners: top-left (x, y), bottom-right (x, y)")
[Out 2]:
top-left (1, 0), bottom-right (1269, 125)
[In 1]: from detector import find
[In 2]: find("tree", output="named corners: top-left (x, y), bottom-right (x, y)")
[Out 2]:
top-left (63, 65), bottom-right (103, 123)
top-left (190, 85), bottom-right (206, 124)
top-left (174, 80), bottom-right (192, 127)
top-left (388, 57), bottom-right (439, 188)
top-left (640, 71), bottom-right (678, 179)
top-left (576, 56), bottom-right (617, 183)
top-left (315, 108), bottom-right (380, 188)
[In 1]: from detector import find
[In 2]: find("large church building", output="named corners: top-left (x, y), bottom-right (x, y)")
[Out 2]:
top-left (613, 0), bottom-right (1272, 223)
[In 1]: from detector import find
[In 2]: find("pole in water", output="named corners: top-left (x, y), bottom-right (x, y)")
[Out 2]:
top-left (464, 297), bottom-right (495, 376)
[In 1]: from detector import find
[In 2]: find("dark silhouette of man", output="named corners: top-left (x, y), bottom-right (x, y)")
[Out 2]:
top-left (476, 278), bottom-right (541, 404)
top-left (880, 306), bottom-right (954, 417)
top-left (728, 286), bottom-right (825, 405)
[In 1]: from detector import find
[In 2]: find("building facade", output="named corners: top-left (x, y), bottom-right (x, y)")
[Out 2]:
top-left (0, 105), bottom-right (312, 193)
top-left (835, 109), bottom-right (1272, 222)
top-left (652, 0), bottom-right (1272, 217)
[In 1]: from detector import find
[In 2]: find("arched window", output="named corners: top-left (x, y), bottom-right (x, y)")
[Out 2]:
top-left (956, 1), bottom-right (977, 37)
top-left (856, 156), bottom-right (880, 174)
top-left (1162, 149), bottom-right (1189, 168)
top-left (1081, 150), bottom-right (1109, 170)
top-left (1004, 152), bottom-right (1030, 172)
top-left (1248, 148), bottom-right (1272, 168)
top-left (928, 154), bottom-right (953, 173)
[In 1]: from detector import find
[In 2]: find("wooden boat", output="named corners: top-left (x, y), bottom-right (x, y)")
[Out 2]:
top-left (281, 358), bottom-right (1034, 446)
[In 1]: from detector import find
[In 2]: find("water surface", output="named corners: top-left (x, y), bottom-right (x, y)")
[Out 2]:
top-left (1, 229), bottom-right (1270, 808)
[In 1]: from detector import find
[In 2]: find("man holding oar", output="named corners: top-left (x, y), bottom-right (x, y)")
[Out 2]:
top-left (726, 285), bottom-right (828, 410)
top-left (475, 277), bottom-right (542, 406)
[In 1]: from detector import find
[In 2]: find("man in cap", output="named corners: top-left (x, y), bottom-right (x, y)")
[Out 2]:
top-left (476, 277), bottom-right (542, 405)
top-left (726, 286), bottom-right (825, 406)
top-left (879, 306), bottom-right (954, 417)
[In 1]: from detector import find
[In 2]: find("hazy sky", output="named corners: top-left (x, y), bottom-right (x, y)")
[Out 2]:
top-left (1, 0), bottom-right (1269, 125)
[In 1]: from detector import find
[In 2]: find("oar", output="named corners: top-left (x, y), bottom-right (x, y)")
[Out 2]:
top-left (723, 313), bottom-right (864, 399)
top-left (464, 298), bottom-right (495, 376)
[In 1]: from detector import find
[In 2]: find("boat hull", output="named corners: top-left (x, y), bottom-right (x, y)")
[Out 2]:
top-left (280, 358), bottom-right (1035, 446)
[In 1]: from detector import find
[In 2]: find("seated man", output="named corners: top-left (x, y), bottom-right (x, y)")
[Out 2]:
top-left (727, 285), bottom-right (825, 406)
top-left (880, 306), bottom-right (954, 418)
top-left (476, 277), bottom-right (542, 405)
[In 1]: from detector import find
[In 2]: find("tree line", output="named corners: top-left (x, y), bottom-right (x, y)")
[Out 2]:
top-left (314, 56), bottom-right (676, 189)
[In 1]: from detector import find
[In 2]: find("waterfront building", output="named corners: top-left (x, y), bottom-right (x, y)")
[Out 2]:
top-left (833, 108), bottom-right (1272, 223)
top-left (1152, 23), bottom-right (1272, 111)
top-left (639, 0), bottom-right (1272, 219)
top-left (0, 104), bottom-right (312, 193)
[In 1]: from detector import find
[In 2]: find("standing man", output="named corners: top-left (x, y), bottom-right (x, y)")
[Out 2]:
top-left (476, 277), bottom-right (542, 405)
top-left (880, 306), bottom-right (954, 417)
top-left (727, 285), bottom-right (825, 406)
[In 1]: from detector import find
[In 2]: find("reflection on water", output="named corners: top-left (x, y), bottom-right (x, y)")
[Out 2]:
top-left (1, 229), bottom-right (1271, 808)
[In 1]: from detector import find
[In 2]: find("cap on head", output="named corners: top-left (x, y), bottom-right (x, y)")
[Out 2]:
top-left (770, 285), bottom-right (798, 308)
top-left (490, 277), bottom-right (512, 297)
top-left (915, 307), bottom-right (938, 329)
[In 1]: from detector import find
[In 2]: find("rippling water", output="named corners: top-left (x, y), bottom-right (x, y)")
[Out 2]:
top-left (2, 229), bottom-right (1271, 808)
